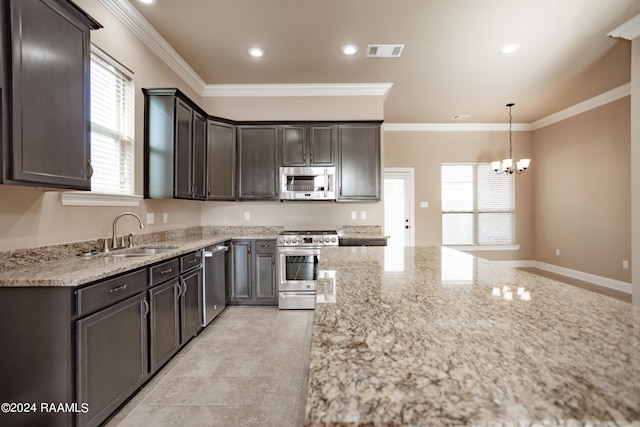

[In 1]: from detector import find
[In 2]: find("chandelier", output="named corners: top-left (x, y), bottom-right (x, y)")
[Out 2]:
top-left (491, 103), bottom-right (530, 175)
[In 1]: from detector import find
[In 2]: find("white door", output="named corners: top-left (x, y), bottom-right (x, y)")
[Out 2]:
top-left (384, 168), bottom-right (415, 247)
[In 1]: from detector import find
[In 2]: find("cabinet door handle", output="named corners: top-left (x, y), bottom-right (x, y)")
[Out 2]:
top-left (182, 282), bottom-right (187, 296)
top-left (175, 282), bottom-right (182, 298)
top-left (141, 299), bottom-right (150, 318)
top-left (110, 284), bottom-right (127, 293)
top-left (86, 161), bottom-right (94, 179)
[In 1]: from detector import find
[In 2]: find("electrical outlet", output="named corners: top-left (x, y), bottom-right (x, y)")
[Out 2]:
top-left (360, 211), bottom-right (367, 220)
top-left (623, 260), bottom-right (629, 269)
top-left (244, 211), bottom-right (250, 221)
top-left (351, 211), bottom-right (357, 220)
top-left (146, 213), bottom-right (155, 225)
top-left (555, 249), bottom-right (560, 256)
top-left (420, 201), bottom-right (429, 208)
top-left (163, 213), bottom-right (168, 223)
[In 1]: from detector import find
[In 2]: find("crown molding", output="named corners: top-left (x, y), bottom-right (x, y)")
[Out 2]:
top-left (202, 83), bottom-right (394, 98)
top-left (608, 14), bottom-right (640, 40)
top-left (384, 83), bottom-right (630, 132)
top-left (97, 0), bottom-right (206, 94)
top-left (99, 0), bottom-right (391, 99)
top-left (530, 83), bottom-right (631, 130)
top-left (383, 123), bottom-right (532, 132)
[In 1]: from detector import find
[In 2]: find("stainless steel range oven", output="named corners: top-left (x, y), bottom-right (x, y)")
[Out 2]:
top-left (277, 230), bottom-right (338, 309)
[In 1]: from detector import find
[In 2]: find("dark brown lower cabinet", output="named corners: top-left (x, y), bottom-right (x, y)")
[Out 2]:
top-left (149, 252), bottom-right (202, 374)
top-left (0, 287), bottom-right (76, 427)
top-left (229, 239), bottom-right (277, 306)
top-left (181, 267), bottom-right (203, 339)
top-left (76, 293), bottom-right (149, 427)
top-left (230, 239), bottom-right (252, 302)
top-left (0, 252), bottom-right (207, 427)
top-left (149, 279), bottom-right (181, 373)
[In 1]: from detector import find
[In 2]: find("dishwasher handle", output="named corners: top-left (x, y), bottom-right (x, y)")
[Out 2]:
top-left (204, 245), bottom-right (229, 257)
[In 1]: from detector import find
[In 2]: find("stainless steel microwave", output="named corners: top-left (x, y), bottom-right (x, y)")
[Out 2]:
top-left (279, 166), bottom-right (336, 200)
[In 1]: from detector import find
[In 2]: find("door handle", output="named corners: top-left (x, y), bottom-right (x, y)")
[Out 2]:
top-left (141, 299), bottom-right (150, 318)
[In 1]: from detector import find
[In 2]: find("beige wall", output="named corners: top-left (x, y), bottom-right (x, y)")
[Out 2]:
top-left (383, 129), bottom-right (534, 260)
top-left (0, 0), bottom-right (203, 252)
top-left (200, 96), bottom-right (384, 122)
top-left (631, 38), bottom-right (640, 304)
top-left (533, 98), bottom-right (632, 283)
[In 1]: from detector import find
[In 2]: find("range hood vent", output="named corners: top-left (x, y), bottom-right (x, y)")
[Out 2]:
top-left (366, 44), bottom-right (405, 57)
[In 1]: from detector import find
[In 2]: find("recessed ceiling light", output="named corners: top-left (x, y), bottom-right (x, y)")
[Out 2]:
top-left (137, 0), bottom-right (154, 4)
top-left (341, 44), bottom-right (359, 55)
top-left (499, 43), bottom-right (520, 54)
top-left (452, 114), bottom-right (471, 121)
top-left (247, 47), bottom-right (265, 58)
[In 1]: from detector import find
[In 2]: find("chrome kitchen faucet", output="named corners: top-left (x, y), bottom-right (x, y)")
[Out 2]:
top-left (111, 212), bottom-right (145, 250)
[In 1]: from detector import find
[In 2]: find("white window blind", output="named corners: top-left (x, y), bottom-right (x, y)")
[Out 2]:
top-left (90, 46), bottom-right (135, 195)
top-left (441, 163), bottom-right (514, 246)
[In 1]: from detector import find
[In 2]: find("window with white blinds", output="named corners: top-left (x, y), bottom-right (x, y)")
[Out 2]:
top-left (441, 163), bottom-right (514, 246)
top-left (90, 45), bottom-right (135, 195)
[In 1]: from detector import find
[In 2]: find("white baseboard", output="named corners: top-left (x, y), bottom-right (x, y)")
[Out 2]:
top-left (493, 260), bottom-right (632, 294)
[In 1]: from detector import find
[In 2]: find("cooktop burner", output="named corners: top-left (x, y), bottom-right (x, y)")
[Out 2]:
top-left (278, 230), bottom-right (339, 246)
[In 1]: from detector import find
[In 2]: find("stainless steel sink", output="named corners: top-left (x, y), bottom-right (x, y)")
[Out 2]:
top-left (108, 246), bottom-right (179, 257)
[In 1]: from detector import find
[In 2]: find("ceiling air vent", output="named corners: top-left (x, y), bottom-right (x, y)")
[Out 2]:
top-left (366, 44), bottom-right (405, 58)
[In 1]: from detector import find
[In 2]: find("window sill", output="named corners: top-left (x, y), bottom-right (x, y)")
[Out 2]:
top-left (443, 245), bottom-right (520, 251)
top-left (60, 191), bottom-right (143, 207)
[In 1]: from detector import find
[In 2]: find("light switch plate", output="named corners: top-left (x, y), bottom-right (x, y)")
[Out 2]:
top-left (147, 213), bottom-right (155, 224)
top-left (163, 213), bottom-right (168, 223)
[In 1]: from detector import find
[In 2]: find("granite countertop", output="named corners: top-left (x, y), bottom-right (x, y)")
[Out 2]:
top-left (306, 246), bottom-right (640, 426)
top-left (0, 228), bottom-right (281, 288)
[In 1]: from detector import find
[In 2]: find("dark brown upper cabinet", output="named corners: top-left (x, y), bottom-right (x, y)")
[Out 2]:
top-left (337, 123), bottom-right (382, 201)
top-left (280, 124), bottom-right (335, 167)
top-left (237, 125), bottom-right (279, 200)
top-left (143, 89), bottom-right (207, 200)
top-left (1, 0), bottom-right (101, 190)
top-left (206, 120), bottom-right (236, 200)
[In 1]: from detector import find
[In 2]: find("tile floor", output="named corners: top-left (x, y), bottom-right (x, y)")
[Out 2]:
top-left (105, 306), bottom-right (313, 427)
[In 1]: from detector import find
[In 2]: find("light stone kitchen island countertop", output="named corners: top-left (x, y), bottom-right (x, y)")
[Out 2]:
top-left (306, 246), bottom-right (640, 426)
top-left (0, 229), bottom-right (281, 288)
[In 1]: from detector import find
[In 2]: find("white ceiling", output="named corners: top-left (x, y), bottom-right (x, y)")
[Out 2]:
top-left (123, 0), bottom-right (640, 124)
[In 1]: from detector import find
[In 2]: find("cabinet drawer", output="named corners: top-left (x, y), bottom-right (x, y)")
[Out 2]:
top-left (149, 258), bottom-right (180, 287)
top-left (77, 269), bottom-right (147, 316)
top-left (180, 251), bottom-right (202, 273)
top-left (255, 240), bottom-right (276, 252)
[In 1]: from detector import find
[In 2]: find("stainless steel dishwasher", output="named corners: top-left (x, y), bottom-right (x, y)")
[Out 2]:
top-left (202, 244), bottom-right (228, 326)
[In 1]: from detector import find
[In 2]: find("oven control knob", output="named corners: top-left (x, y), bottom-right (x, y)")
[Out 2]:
top-left (279, 237), bottom-right (285, 244)
top-left (285, 238), bottom-right (291, 244)
top-left (331, 237), bottom-right (337, 243)
top-left (324, 237), bottom-right (330, 243)
top-left (291, 238), bottom-right (298, 244)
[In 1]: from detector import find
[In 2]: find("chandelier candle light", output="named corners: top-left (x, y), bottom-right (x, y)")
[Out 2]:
top-left (491, 103), bottom-right (530, 175)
